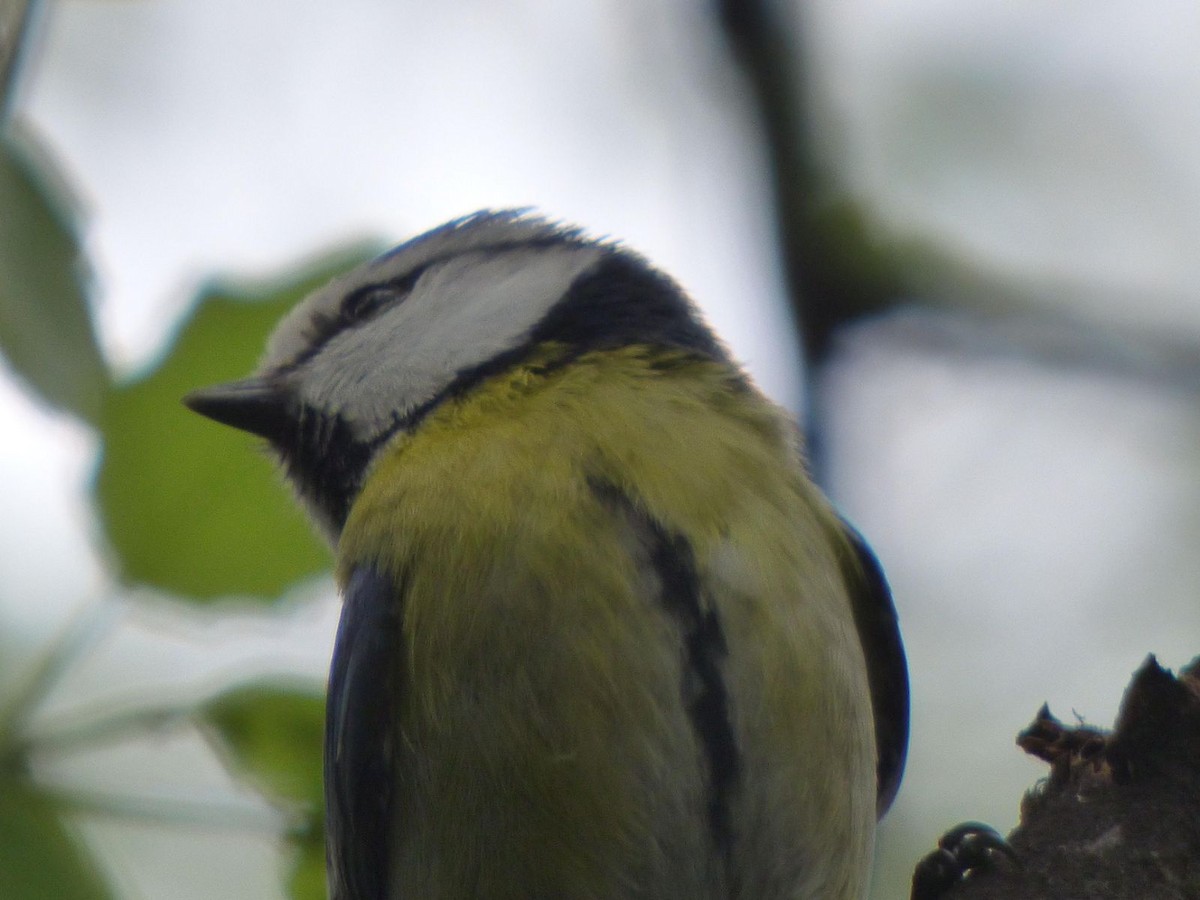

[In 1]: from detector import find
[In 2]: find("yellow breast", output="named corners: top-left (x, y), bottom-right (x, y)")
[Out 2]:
top-left (336, 344), bottom-right (876, 899)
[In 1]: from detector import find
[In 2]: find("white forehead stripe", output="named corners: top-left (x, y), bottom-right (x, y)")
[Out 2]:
top-left (289, 241), bottom-right (604, 438)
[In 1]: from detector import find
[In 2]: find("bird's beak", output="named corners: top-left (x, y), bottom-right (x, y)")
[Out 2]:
top-left (183, 378), bottom-right (293, 443)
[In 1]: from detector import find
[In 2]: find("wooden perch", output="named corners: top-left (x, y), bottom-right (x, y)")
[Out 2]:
top-left (925, 655), bottom-right (1200, 899)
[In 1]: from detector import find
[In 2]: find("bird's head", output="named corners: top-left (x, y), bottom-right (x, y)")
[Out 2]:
top-left (185, 210), bottom-right (728, 539)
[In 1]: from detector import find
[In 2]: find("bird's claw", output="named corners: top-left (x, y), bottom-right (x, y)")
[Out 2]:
top-left (911, 821), bottom-right (1016, 900)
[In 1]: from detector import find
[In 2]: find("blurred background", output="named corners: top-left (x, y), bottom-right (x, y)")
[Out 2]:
top-left (1, 1), bottom-right (1197, 898)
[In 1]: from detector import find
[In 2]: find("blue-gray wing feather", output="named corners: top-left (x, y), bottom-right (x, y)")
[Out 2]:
top-left (838, 521), bottom-right (910, 817)
top-left (326, 564), bottom-right (403, 900)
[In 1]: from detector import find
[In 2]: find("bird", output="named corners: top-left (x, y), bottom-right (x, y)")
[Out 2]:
top-left (184, 210), bottom-right (908, 900)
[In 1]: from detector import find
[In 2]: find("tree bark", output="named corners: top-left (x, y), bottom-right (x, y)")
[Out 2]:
top-left (925, 655), bottom-right (1200, 900)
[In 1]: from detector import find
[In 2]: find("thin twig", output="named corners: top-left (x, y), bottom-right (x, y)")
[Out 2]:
top-left (0, 598), bottom-right (123, 753)
top-left (45, 784), bottom-right (286, 833)
top-left (20, 701), bottom-right (198, 759)
top-left (0, 0), bottom-right (37, 123)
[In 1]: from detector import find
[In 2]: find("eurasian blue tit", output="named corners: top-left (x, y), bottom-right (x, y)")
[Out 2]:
top-left (185, 211), bottom-right (908, 900)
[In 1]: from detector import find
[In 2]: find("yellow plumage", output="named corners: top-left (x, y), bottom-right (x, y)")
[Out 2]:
top-left (339, 344), bottom-right (876, 898)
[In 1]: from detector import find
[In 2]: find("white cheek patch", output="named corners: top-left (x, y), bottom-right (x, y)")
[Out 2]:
top-left (298, 244), bottom-right (604, 438)
top-left (264, 213), bottom-right (577, 370)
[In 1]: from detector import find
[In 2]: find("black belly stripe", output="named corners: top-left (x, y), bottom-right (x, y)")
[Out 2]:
top-left (648, 522), bottom-right (740, 858)
top-left (589, 479), bottom-right (741, 859)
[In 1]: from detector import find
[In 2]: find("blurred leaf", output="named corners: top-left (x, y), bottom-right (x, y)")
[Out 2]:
top-left (202, 682), bottom-right (326, 900)
top-left (94, 248), bottom-right (377, 599)
top-left (0, 778), bottom-right (113, 900)
top-left (0, 127), bottom-right (107, 423)
top-left (287, 822), bottom-right (327, 900)
top-left (203, 683), bottom-right (325, 808)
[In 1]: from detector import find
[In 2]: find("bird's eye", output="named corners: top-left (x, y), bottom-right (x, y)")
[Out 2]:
top-left (341, 285), bottom-right (396, 323)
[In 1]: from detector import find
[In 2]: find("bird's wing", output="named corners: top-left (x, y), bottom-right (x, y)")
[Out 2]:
top-left (325, 564), bottom-right (403, 900)
top-left (836, 521), bottom-right (910, 817)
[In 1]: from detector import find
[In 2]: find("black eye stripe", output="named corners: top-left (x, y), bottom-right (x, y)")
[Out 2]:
top-left (340, 267), bottom-right (425, 324)
top-left (341, 285), bottom-right (396, 322)
top-left (274, 267), bottom-right (428, 375)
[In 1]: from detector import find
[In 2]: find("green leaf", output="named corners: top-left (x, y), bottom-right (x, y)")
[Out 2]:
top-left (287, 822), bottom-right (327, 900)
top-left (0, 127), bottom-right (107, 423)
top-left (203, 683), bottom-right (325, 809)
top-left (94, 248), bottom-right (376, 599)
top-left (202, 683), bottom-right (326, 900)
top-left (0, 778), bottom-right (113, 900)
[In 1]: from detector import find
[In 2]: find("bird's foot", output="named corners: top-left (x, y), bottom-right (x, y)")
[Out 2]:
top-left (910, 821), bottom-right (1016, 900)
